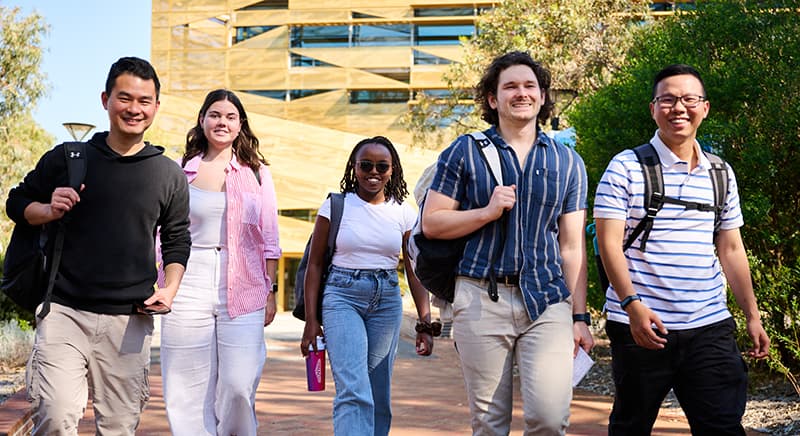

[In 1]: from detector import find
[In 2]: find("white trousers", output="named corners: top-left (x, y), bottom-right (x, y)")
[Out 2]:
top-left (452, 277), bottom-right (574, 436)
top-left (160, 247), bottom-right (266, 436)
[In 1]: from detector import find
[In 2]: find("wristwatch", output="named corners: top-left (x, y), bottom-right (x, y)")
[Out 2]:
top-left (572, 313), bottom-right (591, 326)
top-left (271, 283), bottom-right (278, 294)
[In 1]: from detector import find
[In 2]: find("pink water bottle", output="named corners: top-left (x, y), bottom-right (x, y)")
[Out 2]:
top-left (306, 336), bottom-right (326, 391)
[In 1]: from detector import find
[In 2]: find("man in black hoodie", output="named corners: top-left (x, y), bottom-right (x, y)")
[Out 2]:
top-left (6, 57), bottom-right (190, 435)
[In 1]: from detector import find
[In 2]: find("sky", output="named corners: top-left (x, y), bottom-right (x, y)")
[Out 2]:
top-left (6, 1), bottom-right (152, 145)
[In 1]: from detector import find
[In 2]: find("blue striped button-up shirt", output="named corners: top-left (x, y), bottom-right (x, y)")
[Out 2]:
top-left (430, 126), bottom-right (588, 321)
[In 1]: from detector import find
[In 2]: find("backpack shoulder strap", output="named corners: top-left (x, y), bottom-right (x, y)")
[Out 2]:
top-left (327, 193), bottom-right (345, 252)
top-left (40, 142), bottom-right (87, 319)
top-left (468, 131), bottom-right (503, 186)
top-left (624, 143), bottom-right (663, 252)
top-left (703, 151), bottom-right (729, 234)
top-left (63, 142), bottom-right (87, 190)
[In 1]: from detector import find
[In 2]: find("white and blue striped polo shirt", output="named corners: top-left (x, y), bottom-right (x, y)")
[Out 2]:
top-left (594, 131), bottom-right (743, 330)
top-left (431, 126), bottom-right (588, 322)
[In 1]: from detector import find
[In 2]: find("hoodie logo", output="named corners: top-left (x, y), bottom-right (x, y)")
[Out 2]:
top-left (69, 151), bottom-right (81, 158)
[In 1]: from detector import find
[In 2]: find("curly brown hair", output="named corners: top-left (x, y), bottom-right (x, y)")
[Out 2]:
top-left (475, 51), bottom-right (554, 127)
top-left (182, 89), bottom-right (267, 172)
top-left (340, 136), bottom-right (408, 204)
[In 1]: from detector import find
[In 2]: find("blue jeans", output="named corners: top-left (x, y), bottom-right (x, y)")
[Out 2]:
top-left (322, 265), bottom-right (403, 436)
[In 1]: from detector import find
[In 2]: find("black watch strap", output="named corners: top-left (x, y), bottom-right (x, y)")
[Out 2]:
top-left (271, 283), bottom-right (279, 293)
top-left (572, 313), bottom-right (591, 325)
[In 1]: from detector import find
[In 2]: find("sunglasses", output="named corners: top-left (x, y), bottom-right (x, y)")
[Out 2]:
top-left (357, 160), bottom-right (391, 174)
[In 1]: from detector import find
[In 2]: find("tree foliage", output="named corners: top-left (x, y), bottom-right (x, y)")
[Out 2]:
top-left (0, 6), bottom-right (52, 323)
top-left (571, 0), bottom-right (800, 385)
top-left (0, 6), bottom-right (48, 119)
top-left (403, 0), bottom-right (652, 148)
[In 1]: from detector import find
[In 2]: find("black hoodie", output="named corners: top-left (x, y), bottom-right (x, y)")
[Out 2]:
top-left (6, 132), bottom-right (191, 314)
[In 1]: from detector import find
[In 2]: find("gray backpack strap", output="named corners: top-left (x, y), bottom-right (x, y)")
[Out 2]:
top-left (625, 143), bottom-right (663, 252)
top-left (704, 152), bottom-right (729, 234)
top-left (468, 131), bottom-right (503, 186)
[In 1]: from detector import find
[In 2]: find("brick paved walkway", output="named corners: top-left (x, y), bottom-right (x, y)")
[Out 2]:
top-left (3, 311), bottom-right (698, 435)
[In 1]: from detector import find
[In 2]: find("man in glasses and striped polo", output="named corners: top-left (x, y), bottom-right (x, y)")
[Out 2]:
top-left (594, 64), bottom-right (770, 435)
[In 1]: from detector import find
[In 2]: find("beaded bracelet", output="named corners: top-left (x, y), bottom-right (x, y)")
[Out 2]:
top-left (619, 294), bottom-right (642, 310)
top-left (415, 320), bottom-right (443, 337)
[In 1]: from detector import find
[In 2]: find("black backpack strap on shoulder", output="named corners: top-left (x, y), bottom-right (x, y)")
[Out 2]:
top-left (327, 193), bottom-right (345, 255)
top-left (625, 143), bottom-right (663, 252)
top-left (38, 142), bottom-right (88, 319)
top-left (704, 152), bottom-right (729, 234)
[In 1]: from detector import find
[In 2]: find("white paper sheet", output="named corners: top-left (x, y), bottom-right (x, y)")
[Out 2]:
top-left (572, 347), bottom-right (595, 387)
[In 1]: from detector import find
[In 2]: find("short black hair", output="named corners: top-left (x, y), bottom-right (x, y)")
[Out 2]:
top-left (476, 51), bottom-right (554, 127)
top-left (652, 64), bottom-right (706, 99)
top-left (105, 56), bottom-right (161, 99)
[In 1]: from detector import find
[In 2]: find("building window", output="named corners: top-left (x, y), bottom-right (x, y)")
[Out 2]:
top-left (414, 24), bottom-right (475, 46)
top-left (349, 90), bottom-right (410, 104)
top-left (413, 50), bottom-right (453, 65)
top-left (290, 53), bottom-right (334, 67)
top-left (289, 89), bottom-right (334, 100)
top-left (290, 26), bottom-right (350, 48)
top-left (242, 90), bottom-right (287, 100)
top-left (352, 24), bottom-right (411, 47)
top-left (352, 11), bottom-right (380, 19)
top-left (238, 0), bottom-right (288, 10)
top-left (234, 26), bottom-right (277, 43)
top-left (364, 68), bottom-right (410, 83)
top-left (414, 7), bottom-right (476, 17)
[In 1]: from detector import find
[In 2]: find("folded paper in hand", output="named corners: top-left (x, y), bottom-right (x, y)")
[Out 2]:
top-left (572, 347), bottom-right (595, 387)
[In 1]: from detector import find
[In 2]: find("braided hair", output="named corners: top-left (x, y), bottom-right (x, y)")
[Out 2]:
top-left (339, 136), bottom-right (408, 204)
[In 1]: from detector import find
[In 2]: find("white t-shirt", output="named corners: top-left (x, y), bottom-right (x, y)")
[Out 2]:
top-left (317, 192), bottom-right (417, 270)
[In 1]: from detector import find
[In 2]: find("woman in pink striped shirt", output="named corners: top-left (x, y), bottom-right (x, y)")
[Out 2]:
top-left (159, 89), bottom-right (281, 436)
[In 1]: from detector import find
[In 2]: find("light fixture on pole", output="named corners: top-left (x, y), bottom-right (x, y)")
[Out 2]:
top-left (62, 122), bottom-right (96, 141)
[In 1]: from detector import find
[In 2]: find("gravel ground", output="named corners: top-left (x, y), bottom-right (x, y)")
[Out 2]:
top-left (578, 338), bottom-right (800, 435)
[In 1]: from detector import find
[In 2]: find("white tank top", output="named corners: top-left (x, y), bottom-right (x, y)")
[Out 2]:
top-left (188, 184), bottom-right (227, 249)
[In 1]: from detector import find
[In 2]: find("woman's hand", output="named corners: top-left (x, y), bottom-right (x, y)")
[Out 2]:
top-left (264, 292), bottom-right (277, 326)
top-left (301, 320), bottom-right (324, 357)
top-left (416, 332), bottom-right (433, 356)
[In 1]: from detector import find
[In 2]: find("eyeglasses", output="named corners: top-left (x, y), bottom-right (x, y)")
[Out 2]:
top-left (357, 160), bottom-right (391, 174)
top-left (652, 94), bottom-right (707, 109)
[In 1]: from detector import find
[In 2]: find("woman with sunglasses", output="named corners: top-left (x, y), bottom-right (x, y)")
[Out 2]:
top-left (158, 89), bottom-right (281, 435)
top-left (300, 136), bottom-right (434, 436)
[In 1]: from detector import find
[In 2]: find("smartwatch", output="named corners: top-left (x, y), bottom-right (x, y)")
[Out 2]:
top-left (271, 283), bottom-right (278, 294)
top-left (572, 313), bottom-right (591, 326)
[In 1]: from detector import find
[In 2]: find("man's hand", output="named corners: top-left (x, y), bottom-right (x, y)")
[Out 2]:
top-left (626, 301), bottom-right (668, 349)
top-left (746, 318), bottom-right (770, 359)
top-left (573, 321), bottom-right (594, 356)
top-left (485, 184), bottom-right (516, 221)
top-left (49, 186), bottom-right (82, 219)
top-left (144, 284), bottom-right (177, 309)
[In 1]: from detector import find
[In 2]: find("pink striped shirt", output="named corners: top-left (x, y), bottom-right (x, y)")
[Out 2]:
top-left (160, 155), bottom-right (282, 318)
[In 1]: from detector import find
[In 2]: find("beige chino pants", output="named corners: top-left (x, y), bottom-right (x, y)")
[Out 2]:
top-left (452, 277), bottom-right (574, 436)
top-left (26, 303), bottom-right (153, 436)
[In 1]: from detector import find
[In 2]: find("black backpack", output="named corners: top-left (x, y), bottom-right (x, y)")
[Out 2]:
top-left (408, 131), bottom-right (505, 303)
top-left (292, 192), bottom-right (344, 324)
top-left (594, 142), bottom-right (729, 291)
top-left (2, 142), bottom-right (87, 318)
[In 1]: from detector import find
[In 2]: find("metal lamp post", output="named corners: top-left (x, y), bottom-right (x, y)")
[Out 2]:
top-left (62, 122), bottom-right (95, 141)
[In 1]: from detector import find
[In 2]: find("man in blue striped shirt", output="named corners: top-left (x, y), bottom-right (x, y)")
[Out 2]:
top-left (422, 51), bottom-right (594, 435)
top-left (594, 64), bottom-right (770, 435)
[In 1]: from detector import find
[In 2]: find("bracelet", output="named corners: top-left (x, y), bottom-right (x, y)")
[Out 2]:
top-left (415, 320), bottom-right (443, 337)
top-left (619, 294), bottom-right (642, 310)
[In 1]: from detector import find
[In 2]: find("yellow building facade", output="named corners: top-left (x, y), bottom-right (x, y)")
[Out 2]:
top-left (150, 0), bottom-right (693, 309)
